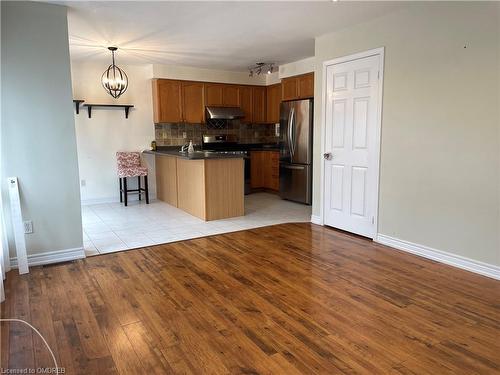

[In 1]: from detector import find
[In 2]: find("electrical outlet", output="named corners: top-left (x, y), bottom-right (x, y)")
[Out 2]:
top-left (183, 132), bottom-right (187, 139)
top-left (23, 220), bottom-right (33, 234)
top-left (81, 179), bottom-right (86, 187)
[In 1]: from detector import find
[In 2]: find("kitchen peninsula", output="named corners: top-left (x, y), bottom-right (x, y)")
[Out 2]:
top-left (145, 149), bottom-right (244, 221)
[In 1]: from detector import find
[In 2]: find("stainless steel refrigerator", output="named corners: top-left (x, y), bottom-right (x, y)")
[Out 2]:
top-left (279, 99), bottom-right (313, 204)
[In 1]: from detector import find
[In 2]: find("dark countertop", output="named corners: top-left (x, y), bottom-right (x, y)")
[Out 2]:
top-left (143, 149), bottom-right (245, 160)
top-left (144, 143), bottom-right (279, 159)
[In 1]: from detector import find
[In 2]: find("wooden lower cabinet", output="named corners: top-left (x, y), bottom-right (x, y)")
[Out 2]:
top-left (250, 151), bottom-right (279, 191)
top-left (204, 158), bottom-right (244, 220)
top-left (250, 152), bottom-right (264, 188)
top-left (176, 159), bottom-right (206, 219)
top-left (157, 155), bottom-right (244, 221)
top-left (155, 155), bottom-right (178, 207)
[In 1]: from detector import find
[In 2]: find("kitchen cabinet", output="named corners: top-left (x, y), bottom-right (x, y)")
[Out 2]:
top-left (267, 151), bottom-right (280, 191)
top-left (298, 73), bottom-right (314, 98)
top-left (239, 86), bottom-right (253, 123)
top-left (252, 87), bottom-right (266, 124)
top-left (266, 84), bottom-right (281, 124)
top-left (250, 150), bottom-right (279, 191)
top-left (223, 85), bottom-right (240, 107)
top-left (156, 153), bottom-right (244, 220)
top-left (281, 73), bottom-right (314, 101)
top-left (152, 78), bottom-right (288, 125)
top-left (155, 155), bottom-right (178, 207)
top-left (205, 83), bottom-right (224, 106)
top-left (176, 157), bottom-right (244, 220)
top-left (250, 152), bottom-right (264, 188)
top-left (282, 78), bottom-right (298, 101)
top-left (205, 83), bottom-right (240, 107)
top-left (182, 81), bottom-right (205, 124)
top-left (152, 79), bottom-right (182, 123)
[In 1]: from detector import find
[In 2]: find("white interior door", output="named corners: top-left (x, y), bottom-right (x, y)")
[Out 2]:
top-left (323, 53), bottom-right (382, 238)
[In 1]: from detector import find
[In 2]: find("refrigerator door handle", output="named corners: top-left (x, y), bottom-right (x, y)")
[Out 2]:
top-left (281, 164), bottom-right (305, 170)
top-left (289, 106), bottom-right (296, 157)
top-left (287, 108), bottom-right (293, 157)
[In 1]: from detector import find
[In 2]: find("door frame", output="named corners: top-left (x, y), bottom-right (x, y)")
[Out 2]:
top-left (318, 47), bottom-right (385, 239)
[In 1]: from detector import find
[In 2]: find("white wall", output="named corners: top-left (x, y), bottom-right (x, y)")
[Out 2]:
top-left (71, 62), bottom-right (156, 204)
top-left (153, 64), bottom-right (267, 85)
top-left (1, 2), bottom-right (82, 257)
top-left (279, 56), bottom-right (315, 78)
top-left (314, 3), bottom-right (500, 266)
top-left (265, 57), bottom-right (315, 85)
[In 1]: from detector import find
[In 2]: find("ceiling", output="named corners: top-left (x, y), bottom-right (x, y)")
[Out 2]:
top-left (62, 1), bottom-right (405, 71)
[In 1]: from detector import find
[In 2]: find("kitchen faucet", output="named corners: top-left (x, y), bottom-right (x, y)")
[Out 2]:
top-left (180, 143), bottom-right (189, 152)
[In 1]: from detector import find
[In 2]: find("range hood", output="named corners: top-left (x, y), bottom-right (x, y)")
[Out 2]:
top-left (205, 106), bottom-right (245, 120)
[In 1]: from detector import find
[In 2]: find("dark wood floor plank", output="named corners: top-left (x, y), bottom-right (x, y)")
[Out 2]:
top-left (59, 265), bottom-right (110, 360)
top-left (9, 273), bottom-right (35, 371)
top-left (1, 223), bottom-right (499, 374)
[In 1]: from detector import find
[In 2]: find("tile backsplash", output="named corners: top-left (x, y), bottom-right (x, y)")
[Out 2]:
top-left (154, 121), bottom-right (279, 146)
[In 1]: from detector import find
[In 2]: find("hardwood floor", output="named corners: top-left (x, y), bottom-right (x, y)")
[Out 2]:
top-left (1, 223), bottom-right (499, 374)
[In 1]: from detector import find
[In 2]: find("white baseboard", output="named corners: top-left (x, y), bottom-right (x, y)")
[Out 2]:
top-left (310, 215), bottom-right (323, 225)
top-left (10, 247), bottom-right (85, 268)
top-left (375, 234), bottom-right (500, 280)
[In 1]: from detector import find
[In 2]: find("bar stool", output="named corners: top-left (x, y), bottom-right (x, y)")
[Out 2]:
top-left (116, 151), bottom-right (149, 206)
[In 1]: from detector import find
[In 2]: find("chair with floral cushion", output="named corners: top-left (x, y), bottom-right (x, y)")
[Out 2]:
top-left (116, 151), bottom-right (149, 206)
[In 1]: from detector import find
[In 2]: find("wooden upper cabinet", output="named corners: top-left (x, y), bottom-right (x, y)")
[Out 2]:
top-left (153, 77), bottom-right (307, 125)
top-left (205, 84), bottom-right (224, 106)
top-left (152, 79), bottom-right (182, 123)
top-left (252, 87), bottom-right (266, 124)
top-left (239, 86), bottom-right (253, 123)
top-left (281, 73), bottom-right (314, 101)
top-left (206, 84), bottom-right (240, 107)
top-left (182, 82), bottom-right (205, 124)
top-left (298, 73), bottom-right (314, 99)
top-left (281, 77), bottom-right (298, 101)
top-left (222, 85), bottom-right (240, 107)
top-left (266, 83), bottom-right (281, 124)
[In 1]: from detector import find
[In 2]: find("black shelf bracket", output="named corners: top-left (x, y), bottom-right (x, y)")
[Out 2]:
top-left (82, 104), bottom-right (134, 119)
top-left (73, 100), bottom-right (84, 114)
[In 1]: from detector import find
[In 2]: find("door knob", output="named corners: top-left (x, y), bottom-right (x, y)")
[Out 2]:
top-left (323, 152), bottom-right (332, 160)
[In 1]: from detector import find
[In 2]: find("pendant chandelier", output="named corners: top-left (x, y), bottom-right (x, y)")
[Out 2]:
top-left (101, 47), bottom-right (128, 99)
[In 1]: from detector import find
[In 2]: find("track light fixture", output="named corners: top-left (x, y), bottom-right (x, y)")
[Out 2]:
top-left (249, 62), bottom-right (275, 77)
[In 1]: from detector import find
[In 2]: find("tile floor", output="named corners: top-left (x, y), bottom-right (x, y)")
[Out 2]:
top-left (82, 193), bottom-right (312, 256)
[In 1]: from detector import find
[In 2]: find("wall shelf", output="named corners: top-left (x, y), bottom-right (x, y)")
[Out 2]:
top-left (73, 100), bottom-right (84, 114)
top-left (82, 104), bottom-right (134, 119)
